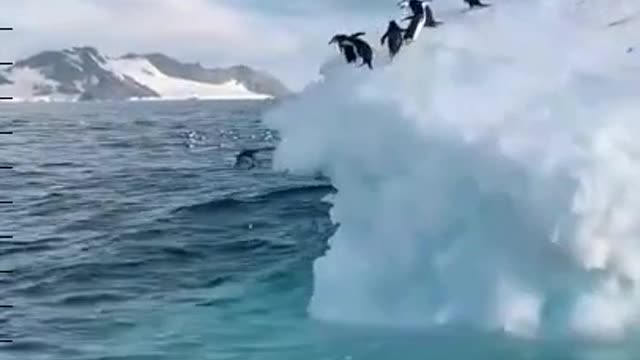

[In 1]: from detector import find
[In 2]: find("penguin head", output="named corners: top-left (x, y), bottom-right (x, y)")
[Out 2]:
top-left (329, 34), bottom-right (346, 45)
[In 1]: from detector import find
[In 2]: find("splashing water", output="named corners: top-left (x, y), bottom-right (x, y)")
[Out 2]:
top-left (266, 0), bottom-right (640, 341)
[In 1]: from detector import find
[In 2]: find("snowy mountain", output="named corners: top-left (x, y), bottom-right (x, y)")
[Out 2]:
top-left (0, 47), bottom-right (290, 102)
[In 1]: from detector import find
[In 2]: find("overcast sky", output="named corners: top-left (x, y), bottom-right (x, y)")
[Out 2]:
top-left (1, 0), bottom-right (398, 90)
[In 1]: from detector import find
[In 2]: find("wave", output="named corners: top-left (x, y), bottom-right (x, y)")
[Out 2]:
top-left (174, 184), bottom-right (336, 214)
top-left (265, 0), bottom-right (640, 341)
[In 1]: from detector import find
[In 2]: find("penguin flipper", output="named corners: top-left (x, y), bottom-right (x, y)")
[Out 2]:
top-left (380, 32), bottom-right (388, 45)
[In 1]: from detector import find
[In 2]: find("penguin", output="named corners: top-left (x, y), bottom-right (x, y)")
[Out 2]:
top-left (464, 0), bottom-right (490, 9)
top-left (399, 1), bottom-right (442, 28)
top-left (403, 13), bottom-right (427, 43)
top-left (381, 21), bottom-right (405, 59)
top-left (330, 33), bottom-right (373, 69)
top-left (348, 32), bottom-right (374, 69)
top-left (398, 0), bottom-right (432, 42)
top-left (329, 34), bottom-right (358, 64)
top-left (423, 4), bottom-right (443, 27)
top-left (398, 0), bottom-right (427, 18)
top-left (234, 146), bottom-right (276, 169)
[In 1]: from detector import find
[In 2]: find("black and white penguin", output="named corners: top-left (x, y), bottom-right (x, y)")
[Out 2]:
top-left (398, 0), bottom-right (427, 18)
top-left (380, 21), bottom-right (405, 59)
top-left (399, 0), bottom-right (441, 28)
top-left (423, 4), bottom-right (442, 27)
top-left (329, 34), bottom-right (358, 64)
top-left (330, 33), bottom-right (373, 69)
top-left (349, 32), bottom-right (374, 69)
top-left (402, 13), bottom-right (427, 43)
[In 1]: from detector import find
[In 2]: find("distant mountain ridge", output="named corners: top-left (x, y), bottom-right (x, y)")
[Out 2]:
top-left (0, 46), bottom-right (290, 102)
top-left (127, 53), bottom-right (291, 99)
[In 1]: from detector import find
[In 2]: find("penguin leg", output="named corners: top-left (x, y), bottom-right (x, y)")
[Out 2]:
top-left (357, 59), bottom-right (372, 69)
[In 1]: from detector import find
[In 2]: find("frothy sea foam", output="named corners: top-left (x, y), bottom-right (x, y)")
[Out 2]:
top-left (266, 0), bottom-right (640, 340)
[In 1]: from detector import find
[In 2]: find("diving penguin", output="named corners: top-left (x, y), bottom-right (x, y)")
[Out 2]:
top-left (330, 32), bottom-right (373, 69)
top-left (348, 32), bottom-right (374, 69)
top-left (329, 34), bottom-right (358, 64)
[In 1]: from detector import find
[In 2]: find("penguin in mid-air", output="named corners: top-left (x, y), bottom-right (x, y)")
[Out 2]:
top-left (329, 34), bottom-right (358, 64)
top-left (348, 32), bottom-right (374, 69)
top-left (464, 0), bottom-right (490, 9)
top-left (380, 21), bottom-right (405, 59)
top-left (330, 32), bottom-right (374, 69)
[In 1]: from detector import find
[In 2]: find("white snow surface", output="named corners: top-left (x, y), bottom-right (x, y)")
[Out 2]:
top-left (267, 0), bottom-right (640, 342)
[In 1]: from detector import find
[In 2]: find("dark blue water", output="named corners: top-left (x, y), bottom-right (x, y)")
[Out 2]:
top-left (0, 101), bottom-right (630, 360)
top-left (0, 101), bottom-right (335, 359)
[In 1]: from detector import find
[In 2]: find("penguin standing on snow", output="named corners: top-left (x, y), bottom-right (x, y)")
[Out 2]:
top-left (380, 21), bottom-right (405, 59)
top-left (423, 4), bottom-right (442, 27)
top-left (399, 0), bottom-right (442, 28)
top-left (464, 0), bottom-right (490, 9)
top-left (398, 0), bottom-right (426, 18)
top-left (402, 12), bottom-right (427, 43)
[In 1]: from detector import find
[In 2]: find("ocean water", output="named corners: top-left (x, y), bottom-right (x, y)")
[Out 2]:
top-left (0, 100), bottom-right (636, 360)
top-left (0, 100), bottom-right (337, 360)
